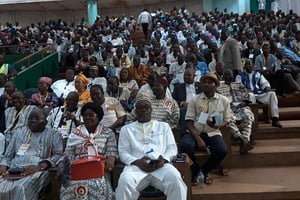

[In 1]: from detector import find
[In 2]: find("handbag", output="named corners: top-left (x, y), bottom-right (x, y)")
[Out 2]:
top-left (71, 155), bottom-right (106, 180)
top-left (70, 130), bottom-right (106, 180)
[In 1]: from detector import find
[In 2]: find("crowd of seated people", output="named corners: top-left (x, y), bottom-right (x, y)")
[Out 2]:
top-left (1, 5), bottom-right (300, 199)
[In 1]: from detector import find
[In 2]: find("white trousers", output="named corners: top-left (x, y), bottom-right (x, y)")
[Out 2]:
top-left (254, 91), bottom-right (279, 118)
top-left (115, 163), bottom-right (187, 200)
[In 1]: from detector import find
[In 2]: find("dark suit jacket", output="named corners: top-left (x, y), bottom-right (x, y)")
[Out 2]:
top-left (172, 82), bottom-right (202, 107)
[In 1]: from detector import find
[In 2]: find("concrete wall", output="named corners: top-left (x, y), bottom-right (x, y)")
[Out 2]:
top-left (203, 0), bottom-right (250, 14)
top-left (0, 0), bottom-right (203, 27)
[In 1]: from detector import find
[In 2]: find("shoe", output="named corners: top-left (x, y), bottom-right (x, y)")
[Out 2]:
top-left (239, 143), bottom-right (254, 154)
top-left (272, 121), bottom-right (282, 128)
top-left (272, 117), bottom-right (282, 128)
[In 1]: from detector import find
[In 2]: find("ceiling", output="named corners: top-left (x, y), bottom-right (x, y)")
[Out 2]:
top-left (0, 0), bottom-right (173, 11)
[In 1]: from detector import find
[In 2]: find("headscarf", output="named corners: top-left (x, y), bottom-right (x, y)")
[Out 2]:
top-left (77, 73), bottom-right (89, 86)
top-left (39, 77), bottom-right (52, 85)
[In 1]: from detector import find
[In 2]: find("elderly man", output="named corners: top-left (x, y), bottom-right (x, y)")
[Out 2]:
top-left (0, 108), bottom-right (63, 200)
top-left (180, 72), bottom-right (232, 186)
top-left (116, 93), bottom-right (187, 200)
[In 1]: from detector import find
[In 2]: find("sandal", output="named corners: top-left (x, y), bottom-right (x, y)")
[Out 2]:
top-left (192, 177), bottom-right (200, 186)
top-left (204, 175), bottom-right (213, 185)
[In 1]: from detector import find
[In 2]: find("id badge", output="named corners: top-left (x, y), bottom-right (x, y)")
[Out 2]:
top-left (17, 144), bottom-right (30, 155)
top-left (249, 54), bottom-right (254, 59)
top-left (198, 112), bottom-right (209, 124)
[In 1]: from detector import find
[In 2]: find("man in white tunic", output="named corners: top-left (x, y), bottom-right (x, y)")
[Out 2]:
top-left (116, 93), bottom-right (187, 200)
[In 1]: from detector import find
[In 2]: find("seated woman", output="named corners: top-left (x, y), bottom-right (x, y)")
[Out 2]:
top-left (119, 67), bottom-right (139, 92)
top-left (60, 102), bottom-right (118, 199)
top-left (119, 68), bottom-right (139, 112)
top-left (0, 108), bottom-right (63, 200)
top-left (30, 76), bottom-right (59, 114)
top-left (75, 73), bottom-right (91, 106)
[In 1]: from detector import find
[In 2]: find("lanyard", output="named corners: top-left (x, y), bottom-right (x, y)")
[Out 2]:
top-left (26, 133), bottom-right (32, 144)
top-left (11, 105), bottom-right (27, 127)
top-left (138, 120), bottom-right (153, 143)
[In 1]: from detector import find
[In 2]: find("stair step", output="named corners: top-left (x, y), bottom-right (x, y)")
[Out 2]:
top-left (196, 138), bottom-right (300, 168)
top-left (258, 107), bottom-right (300, 121)
top-left (278, 93), bottom-right (300, 107)
top-left (192, 166), bottom-right (300, 200)
top-left (256, 120), bottom-right (300, 139)
top-left (229, 138), bottom-right (300, 168)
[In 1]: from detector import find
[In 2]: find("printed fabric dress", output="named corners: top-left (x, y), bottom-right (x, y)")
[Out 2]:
top-left (60, 124), bottom-right (118, 200)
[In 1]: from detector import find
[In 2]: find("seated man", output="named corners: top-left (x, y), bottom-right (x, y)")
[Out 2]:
top-left (46, 92), bottom-right (82, 147)
top-left (180, 72), bottom-right (231, 186)
top-left (0, 108), bottom-right (63, 200)
top-left (138, 71), bottom-right (173, 99)
top-left (173, 67), bottom-right (202, 135)
top-left (51, 68), bottom-right (76, 99)
top-left (116, 93), bottom-right (187, 200)
top-left (236, 59), bottom-right (282, 128)
top-left (217, 69), bottom-right (254, 154)
top-left (127, 78), bottom-right (179, 129)
top-left (106, 76), bottom-right (131, 112)
top-left (4, 91), bottom-right (36, 144)
top-left (90, 84), bottom-right (126, 132)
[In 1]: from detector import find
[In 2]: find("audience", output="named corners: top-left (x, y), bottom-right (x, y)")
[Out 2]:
top-left (1, 5), bottom-right (300, 197)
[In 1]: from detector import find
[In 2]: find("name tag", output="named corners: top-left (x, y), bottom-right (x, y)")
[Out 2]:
top-left (17, 144), bottom-right (30, 155)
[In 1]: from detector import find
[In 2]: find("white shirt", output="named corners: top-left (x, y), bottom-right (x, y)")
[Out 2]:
top-left (101, 97), bottom-right (126, 127)
top-left (51, 79), bottom-right (75, 98)
top-left (88, 77), bottom-right (107, 91)
top-left (185, 83), bottom-right (196, 102)
top-left (137, 11), bottom-right (151, 24)
top-left (119, 120), bottom-right (177, 164)
top-left (138, 84), bottom-right (173, 99)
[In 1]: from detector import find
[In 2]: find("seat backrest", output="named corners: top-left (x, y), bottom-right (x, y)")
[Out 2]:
top-left (23, 88), bottom-right (39, 99)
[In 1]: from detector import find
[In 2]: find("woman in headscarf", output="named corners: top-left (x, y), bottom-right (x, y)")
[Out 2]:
top-left (75, 73), bottom-right (91, 106)
top-left (31, 76), bottom-right (59, 114)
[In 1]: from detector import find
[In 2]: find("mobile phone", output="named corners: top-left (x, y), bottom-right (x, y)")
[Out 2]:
top-left (8, 167), bottom-right (23, 174)
top-left (148, 159), bottom-right (160, 165)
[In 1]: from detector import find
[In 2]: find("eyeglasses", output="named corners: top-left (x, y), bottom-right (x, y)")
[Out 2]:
top-left (136, 105), bottom-right (151, 110)
top-left (83, 113), bottom-right (98, 118)
top-left (28, 118), bottom-right (46, 122)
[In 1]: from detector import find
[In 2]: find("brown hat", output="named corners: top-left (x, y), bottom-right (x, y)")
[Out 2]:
top-left (200, 72), bottom-right (220, 87)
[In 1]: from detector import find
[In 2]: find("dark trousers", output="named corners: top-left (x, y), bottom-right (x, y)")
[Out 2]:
top-left (179, 132), bottom-right (227, 179)
top-left (263, 70), bottom-right (285, 95)
top-left (141, 23), bottom-right (149, 40)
